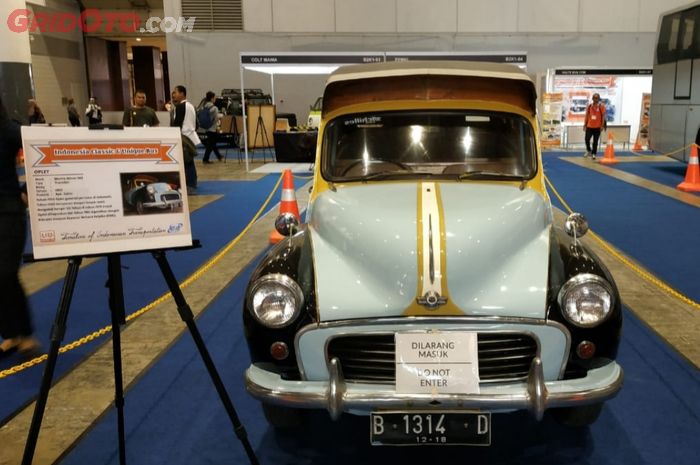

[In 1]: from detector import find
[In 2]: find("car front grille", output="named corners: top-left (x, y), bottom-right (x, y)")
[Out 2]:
top-left (327, 333), bottom-right (538, 384)
top-left (162, 193), bottom-right (180, 201)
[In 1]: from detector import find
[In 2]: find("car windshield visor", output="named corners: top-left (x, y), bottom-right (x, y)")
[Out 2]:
top-left (322, 110), bottom-right (536, 181)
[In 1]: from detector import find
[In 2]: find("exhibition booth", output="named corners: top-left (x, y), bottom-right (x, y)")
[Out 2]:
top-left (542, 68), bottom-right (652, 149)
top-left (238, 51), bottom-right (528, 171)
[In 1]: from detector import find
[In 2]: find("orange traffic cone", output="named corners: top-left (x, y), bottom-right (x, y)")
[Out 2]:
top-left (632, 135), bottom-right (643, 151)
top-left (599, 131), bottom-right (618, 165)
top-left (269, 169), bottom-right (301, 244)
top-left (677, 144), bottom-right (700, 192)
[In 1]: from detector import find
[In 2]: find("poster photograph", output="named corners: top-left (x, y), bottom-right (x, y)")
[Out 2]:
top-left (21, 127), bottom-right (192, 259)
top-left (541, 92), bottom-right (564, 147)
top-left (638, 93), bottom-right (651, 147)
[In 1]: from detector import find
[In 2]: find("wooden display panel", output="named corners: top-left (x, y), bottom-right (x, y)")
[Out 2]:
top-left (247, 104), bottom-right (276, 148)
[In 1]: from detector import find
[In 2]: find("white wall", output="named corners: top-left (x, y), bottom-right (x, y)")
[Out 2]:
top-left (164, 0), bottom-right (691, 122)
top-left (620, 76), bottom-right (653, 142)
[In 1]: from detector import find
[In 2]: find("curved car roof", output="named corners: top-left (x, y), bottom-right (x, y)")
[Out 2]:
top-left (323, 60), bottom-right (537, 116)
top-left (327, 60), bottom-right (534, 86)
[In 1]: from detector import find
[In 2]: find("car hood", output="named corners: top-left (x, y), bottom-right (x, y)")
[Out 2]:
top-left (307, 182), bottom-right (552, 321)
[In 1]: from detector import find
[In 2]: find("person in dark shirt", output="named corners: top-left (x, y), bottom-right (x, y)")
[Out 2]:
top-left (122, 90), bottom-right (160, 127)
top-left (27, 99), bottom-right (45, 125)
top-left (67, 98), bottom-right (81, 127)
top-left (0, 95), bottom-right (40, 358)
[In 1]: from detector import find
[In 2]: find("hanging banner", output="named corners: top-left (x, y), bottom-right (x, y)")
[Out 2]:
top-left (638, 93), bottom-right (651, 147)
top-left (22, 127), bottom-right (192, 259)
top-left (541, 92), bottom-right (564, 147)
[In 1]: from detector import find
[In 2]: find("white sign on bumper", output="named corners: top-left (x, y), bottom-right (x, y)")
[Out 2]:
top-left (395, 332), bottom-right (480, 394)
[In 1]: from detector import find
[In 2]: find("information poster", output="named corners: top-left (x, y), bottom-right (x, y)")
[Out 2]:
top-left (22, 127), bottom-right (192, 259)
top-left (541, 92), bottom-right (564, 147)
top-left (638, 93), bottom-right (651, 147)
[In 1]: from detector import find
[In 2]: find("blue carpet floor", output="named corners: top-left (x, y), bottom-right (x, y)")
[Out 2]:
top-left (60, 263), bottom-right (700, 465)
top-left (543, 152), bottom-right (700, 303)
top-left (609, 161), bottom-right (699, 194)
top-left (0, 175), bottom-right (282, 424)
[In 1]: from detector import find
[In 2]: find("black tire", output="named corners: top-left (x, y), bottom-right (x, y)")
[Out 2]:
top-left (262, 403), bottom-right (304, 429)
top-left (550, 403), bottom-right (604, 427)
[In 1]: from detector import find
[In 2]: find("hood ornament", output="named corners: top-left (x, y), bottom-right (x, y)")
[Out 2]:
top-left (417, 290), bottom-right (447, 309)
top-left (418, 213), bottom-right (447, 309)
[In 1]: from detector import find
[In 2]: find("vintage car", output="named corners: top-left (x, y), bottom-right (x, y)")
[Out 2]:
top-left (123, 175), bottom-right (182, 214)
top-left (242, 61), bottom-right (623, 445)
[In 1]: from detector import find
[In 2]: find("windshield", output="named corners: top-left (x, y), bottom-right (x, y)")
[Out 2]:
top-left (311, 97), bottom-right (323, 112)
top-left (322, 110), bottom-right (536, 181)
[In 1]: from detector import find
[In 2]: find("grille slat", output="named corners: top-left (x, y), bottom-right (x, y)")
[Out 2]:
top-left (327, 333), bottom-right (537, 384)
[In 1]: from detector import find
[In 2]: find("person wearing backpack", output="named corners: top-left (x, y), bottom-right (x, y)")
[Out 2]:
top-left (199, 91), bottom-right (222, 163)
top-left (171, 85), bottom-right (201, 194)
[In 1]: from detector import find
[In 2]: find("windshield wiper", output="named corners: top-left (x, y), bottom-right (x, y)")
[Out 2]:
top-left (359, 171), bottom-right (434, 182)
top-left (457, 171), bottom-right (525, 181)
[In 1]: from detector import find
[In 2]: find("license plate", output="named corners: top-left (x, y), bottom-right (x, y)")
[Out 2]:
top-left (370, 411), bottom-right (491, 446)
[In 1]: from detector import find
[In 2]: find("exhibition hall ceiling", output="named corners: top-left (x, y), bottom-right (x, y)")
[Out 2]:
top-left (80, 0), bottom-right (163, 10)
top-left (79, 0), bottom-right (163, 10)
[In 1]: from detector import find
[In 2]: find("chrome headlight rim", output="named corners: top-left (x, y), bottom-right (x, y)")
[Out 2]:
top-left (247, 273), bottom-right (304, 328)
top-left (557, 273), bottom-right (615, 328)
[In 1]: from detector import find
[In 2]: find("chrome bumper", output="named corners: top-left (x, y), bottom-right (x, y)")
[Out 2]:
top-left (245, 357), bottom-right (623, 421)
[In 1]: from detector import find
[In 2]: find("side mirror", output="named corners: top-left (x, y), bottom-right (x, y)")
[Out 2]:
top-left (564, 213), bottom-right (589, 240)
top-left (275, 212), bottom-right (299, 237)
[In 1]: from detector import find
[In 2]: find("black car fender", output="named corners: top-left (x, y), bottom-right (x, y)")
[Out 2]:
top-left (547, 226), bottom-right (622, 372)
top-left (242, 228), bottom-right (316, 379)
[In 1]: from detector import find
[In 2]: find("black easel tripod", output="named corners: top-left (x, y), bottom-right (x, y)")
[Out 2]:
top-left (21, 245), bottom-right (260, 465)
top-left (251, 110), bottom-right (274, 163)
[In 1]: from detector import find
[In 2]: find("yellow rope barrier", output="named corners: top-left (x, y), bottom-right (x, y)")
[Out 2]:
top-left (0, 173), bottom-right (285, 380)
top-left (631, 142), bottom-right (695, 158)
top-left (544, 175), bottom-right (700, 312)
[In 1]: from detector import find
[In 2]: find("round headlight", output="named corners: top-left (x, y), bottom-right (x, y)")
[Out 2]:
top-left (248, 274), bottom-right (304, 328)
top-left (557, 274), bottom-right (614, 328)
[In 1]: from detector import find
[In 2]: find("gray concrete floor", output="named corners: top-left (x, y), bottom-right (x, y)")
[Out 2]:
top-left (1, 155), bottom-right (698, 465)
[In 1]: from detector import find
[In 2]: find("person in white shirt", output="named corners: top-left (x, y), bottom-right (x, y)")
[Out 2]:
top-left (85, 97), bottom-right (102, 126)
top-left (171, 85), bottom-right (200, 194)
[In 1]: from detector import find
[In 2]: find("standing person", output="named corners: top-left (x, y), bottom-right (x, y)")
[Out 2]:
top-left (122, 90), bottom-right (160, 127)
top-left (171, 85), bottom-right (201, 194)
top-left (0, 95), bottom-right (40, 358)
top-left (85, 97), bottom-right (102, 126)
top-left (67, 98), bottom-right (81, 127)
top-left (583, 93), bottom-right (607, 160)
top-left (27, 99), bottom-right (45, 125)
top-left (200, 91), bottom-right (222, 163)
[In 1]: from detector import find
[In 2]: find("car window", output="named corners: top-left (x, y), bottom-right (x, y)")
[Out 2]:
top-left (322, 110), bottom-right (536, 181)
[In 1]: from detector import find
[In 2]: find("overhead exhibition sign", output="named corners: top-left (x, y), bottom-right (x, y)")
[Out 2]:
top-left (22, 127), bottom-right (192, 259)
top-left (240, 52), bottom-right (385, 65)
top-left (386, 52), bottom-right (527, 66)
top-left (555, 69), bottom-right (652, 76)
